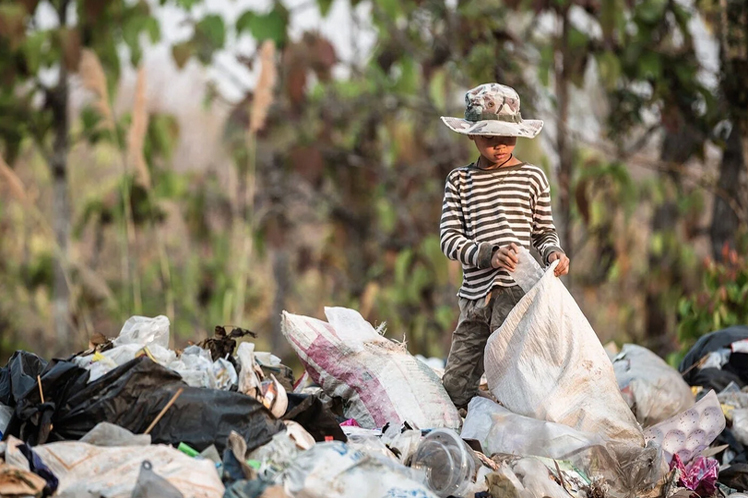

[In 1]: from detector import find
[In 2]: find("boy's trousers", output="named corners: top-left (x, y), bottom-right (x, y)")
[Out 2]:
top-left (442, 285), bottom-right (525, 408)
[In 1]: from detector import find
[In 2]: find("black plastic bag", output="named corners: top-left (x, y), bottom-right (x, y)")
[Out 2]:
top-left (0, 351), bottom-right (48, 407)
top-left (9, 356), bottom-right (285, 453)
top-left (283, 393), bottom-right (346, 442)
top-left (679, 326), bottom-right (748, 387)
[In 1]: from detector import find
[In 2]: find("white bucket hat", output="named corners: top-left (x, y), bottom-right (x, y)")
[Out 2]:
top-left (441, 83), bottom-right (543, 138)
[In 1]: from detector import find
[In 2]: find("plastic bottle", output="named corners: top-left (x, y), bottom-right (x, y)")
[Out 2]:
top-left (410, 428), bottom-right (476, 498)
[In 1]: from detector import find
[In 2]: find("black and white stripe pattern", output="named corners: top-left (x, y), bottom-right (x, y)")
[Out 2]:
top-left (440, 161), bottom-right (563, 300)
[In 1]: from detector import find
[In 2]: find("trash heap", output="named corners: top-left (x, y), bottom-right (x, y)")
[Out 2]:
top-left (0, 248), bottom-right (746, 498)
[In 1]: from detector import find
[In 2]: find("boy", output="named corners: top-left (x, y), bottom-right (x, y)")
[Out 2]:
top-left (439, 83), bottom-right (570, 409)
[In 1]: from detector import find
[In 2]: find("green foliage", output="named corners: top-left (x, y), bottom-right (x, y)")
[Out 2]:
top-left (236, 5), bottom-right (288, 46)
top-left (678, 248), bottom-right (748, 351)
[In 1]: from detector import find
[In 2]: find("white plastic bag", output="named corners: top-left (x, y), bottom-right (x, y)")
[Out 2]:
top-left (484, 248), bottom-right (643, 444)
top-left (280, 442), bottom-right (436, 498)
top-left (461, 397), bottom-right (606, 460)
top-left (613, 344), bottom-right (694, 427)
top-left (281, 307), bottom-right (461, 429)
top-left (114, 315), bottom-right (171, 348)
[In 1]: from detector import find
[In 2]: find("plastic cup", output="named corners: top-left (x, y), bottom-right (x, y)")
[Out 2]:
top-left (410, 428), bottom-right (476, 498)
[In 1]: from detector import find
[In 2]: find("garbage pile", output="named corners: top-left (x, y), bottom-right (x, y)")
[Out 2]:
top-left (0, 249), bottom-right (746, 498)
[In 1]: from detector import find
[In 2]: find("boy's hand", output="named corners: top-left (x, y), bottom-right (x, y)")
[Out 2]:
top-left (491, 243), bottom-right (519, 271)
top-left (548, 252), bottom-right (570, 277)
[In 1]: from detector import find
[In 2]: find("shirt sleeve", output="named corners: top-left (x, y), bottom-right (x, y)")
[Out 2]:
top-left (439, 174), bottom-right (496, 269)
top-left (531, 174), bottom-right (564, 264)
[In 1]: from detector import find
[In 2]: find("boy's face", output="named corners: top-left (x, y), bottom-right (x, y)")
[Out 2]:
top-left (470, 135), bottom-right (517, 164)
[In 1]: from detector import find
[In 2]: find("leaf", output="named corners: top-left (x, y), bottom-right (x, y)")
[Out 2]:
top-left (394, 249), bottom-right (413, 286)
top-left (21, 31), bottom-right (47, 74)
top-left (175, 0), bottom-right (199, 9)
top-left (236, 7), bottom-right (288, 46)
top-left (637, 51), bottom-right (661, 80)
top-left (637, 0), bottom-right (667, 23)
top-left (596, 50), bottom-right (621, 90)
top-left (600, 0), bottom-right (618, 43)
top-left (196, 14), bottom-right (225, 49)
top-left (376, 198), bottom-right (397, 234)
top-left (377, 0), bottom-right (401, 20)
top-left (171, 41), bottom-right (194, 69)
top-left (317, 0), bottom-right (334, 16)
top-left (17, 0), bottom-right (39, 15)
top-left (0, 4), bottom-right (27, 49)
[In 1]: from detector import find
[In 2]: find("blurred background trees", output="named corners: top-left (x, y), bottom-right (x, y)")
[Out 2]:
top-left (0, 0), bottom-right (746, 365)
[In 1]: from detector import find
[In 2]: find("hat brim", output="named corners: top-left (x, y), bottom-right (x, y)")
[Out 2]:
top-left (440, 116), bottom-right (543, 138)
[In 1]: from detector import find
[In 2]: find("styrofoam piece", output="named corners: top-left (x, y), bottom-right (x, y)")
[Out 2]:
top-left (643, 390), bottom-right (725, 463)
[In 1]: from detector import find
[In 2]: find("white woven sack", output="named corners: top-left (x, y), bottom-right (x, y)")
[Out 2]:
top-left (282, 307), bottom-right (461, 430)
top-left (484, 249), bottom-right (644, 444)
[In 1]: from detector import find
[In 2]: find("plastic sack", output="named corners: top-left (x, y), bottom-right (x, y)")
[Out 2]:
top-left (644, 390), bottom-right (725, 464)
top-left (23, 437), bottom-right (223, 498)
top-left (279, 441), bottom-right (437, 498)
top-left (8, 356), bottom-right (285, 453)
top-left (281, 307), bottom-right (461, 429)
top-left (484, 247), bottom-right (644, 445)
top-left (613, 344), bottom-right (694, 427)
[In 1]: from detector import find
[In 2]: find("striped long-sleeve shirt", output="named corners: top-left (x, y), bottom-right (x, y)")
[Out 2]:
top-left (440, 161), bottom-right (564, 299)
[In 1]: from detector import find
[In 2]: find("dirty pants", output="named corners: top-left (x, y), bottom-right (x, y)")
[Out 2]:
top-left (442, 285), bottom-right (525, 408)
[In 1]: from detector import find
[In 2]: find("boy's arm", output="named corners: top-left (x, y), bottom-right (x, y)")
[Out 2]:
top-left (531, 180), bottom-right (564, 264)
top-left (440, 176), bottom-right (496, 269)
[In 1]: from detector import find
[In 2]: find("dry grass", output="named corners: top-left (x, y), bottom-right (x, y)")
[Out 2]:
top-left (127, 66), bottom-right (151, 187)
top-left (79, 49), bottom-right (114, 130)
top-left (249, 40), bottom-right (277, 134)
top-left (0, 154), bottom-right (30, 203)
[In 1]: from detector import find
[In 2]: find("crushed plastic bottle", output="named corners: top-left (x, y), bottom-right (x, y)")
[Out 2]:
top-left (410, 428), bottom-right (476, 498)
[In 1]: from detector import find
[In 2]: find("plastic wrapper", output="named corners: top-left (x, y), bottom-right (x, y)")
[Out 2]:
top-left (168, 345), bottom-right (216, 388)
top-left (613, 344), bottom-right (695, 427)
top-left (670, 454), bottom-right (719, 496)
top-left (279, 442), bottom-right (436, 498)
top-left (114, 315), bottom-right (171, 348)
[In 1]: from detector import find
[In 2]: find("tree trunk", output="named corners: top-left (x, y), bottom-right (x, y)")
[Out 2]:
top-left (710, 122), bottom-right (745, 259)
top-left (555, 5), bottom-right (573, 285)
top-left (710, 0), bottom-right (748, 259)
top-left (50, 1), bottom-right (72, 354)
top-left (643, 127), bottom-right (695, 353)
